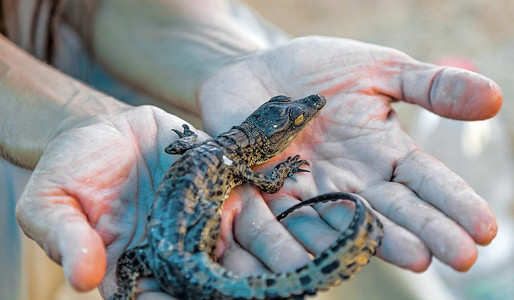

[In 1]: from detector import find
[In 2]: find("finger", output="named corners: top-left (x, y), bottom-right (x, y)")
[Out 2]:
top-left (268, 195), bottom-right (341, 255)
top-left (372, 212), bottom-right (432, 272)
top-left (217, 191), bottom-right (270, 275)
top-left (302, 191), bottom-right (433, 272)
top-left (393, 150), bottom-right (498, 246)
top-left (272, 192), bottom-right (433, 272)
top-left (231, 186), bottom-right (311, 273)
top-left (311, 196), bottom-right (357, 233)
top-left (360, 181), bottom-right (478, 271)
top-left (16, 181), bottom-right (106, 291)
top-left (219, 241), bottom-right (270, 275)
top-left (381, 55), bottom-right (502, 120)
top-left (137, 278), bottom-right (177, 300)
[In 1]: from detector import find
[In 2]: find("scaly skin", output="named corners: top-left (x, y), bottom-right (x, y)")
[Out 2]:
top-left (109, 95), bottom-right (383, 300)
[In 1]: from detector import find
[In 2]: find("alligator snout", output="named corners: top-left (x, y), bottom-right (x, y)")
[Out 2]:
top-left (303, 94), bottom-right (326, 109)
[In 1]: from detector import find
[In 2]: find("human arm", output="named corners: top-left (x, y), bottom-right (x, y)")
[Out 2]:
top-left (0, 34), bottom-right (130, 168)
top-left (83, 0), bottom-right (289, 113)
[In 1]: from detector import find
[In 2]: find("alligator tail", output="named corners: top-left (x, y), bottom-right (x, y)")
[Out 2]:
top-left (180, 192), bottom-right (383, 300)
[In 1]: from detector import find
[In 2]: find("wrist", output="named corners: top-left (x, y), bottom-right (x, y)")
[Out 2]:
top-left (0, 35), bottom-right (130, 169)
top-left (92, 0), bottom-right (289, 114)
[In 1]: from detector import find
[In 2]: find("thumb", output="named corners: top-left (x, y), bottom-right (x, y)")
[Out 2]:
top-left (390, 61), bottom-right (503, 120)
top-left (16, 184), bottom-right (106, 291)
top-left (57, 221), bottom-right (107, 291)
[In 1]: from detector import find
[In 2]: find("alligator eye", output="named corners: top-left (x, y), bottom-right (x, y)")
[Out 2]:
top-left (294, 114), bottom-right (304, 125)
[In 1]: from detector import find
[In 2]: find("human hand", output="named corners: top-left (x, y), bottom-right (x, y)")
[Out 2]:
top-left (198, 36), bottom-right (502, 272)
top-left (15, 105), bottom-right (213, 298)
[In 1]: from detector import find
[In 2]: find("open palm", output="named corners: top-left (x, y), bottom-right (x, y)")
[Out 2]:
top-left (198, 36), bottom-right (501, 274)
top-left (15, 105), bottom-right (206, 298)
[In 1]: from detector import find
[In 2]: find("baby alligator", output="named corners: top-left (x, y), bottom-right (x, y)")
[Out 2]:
top-left (109, 95), bottom-right (383, 300)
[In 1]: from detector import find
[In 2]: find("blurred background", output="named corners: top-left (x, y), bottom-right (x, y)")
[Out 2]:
top-left (19, 0), bottom-right (514, 299)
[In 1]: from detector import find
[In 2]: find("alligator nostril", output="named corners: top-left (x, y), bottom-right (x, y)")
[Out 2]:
top-left (311, 94), bottom-right (326, 108)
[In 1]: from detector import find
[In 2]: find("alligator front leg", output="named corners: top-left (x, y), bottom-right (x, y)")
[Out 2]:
top-left (165, 124), bottom-right (199, 154)
top-left (240, 155), bottom-right (309, 193)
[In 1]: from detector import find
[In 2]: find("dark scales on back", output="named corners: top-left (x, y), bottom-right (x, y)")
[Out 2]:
top-left (109, 95), bottom-right (383, 300)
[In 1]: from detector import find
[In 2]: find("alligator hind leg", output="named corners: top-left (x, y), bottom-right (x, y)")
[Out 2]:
top-left (109, 245), bottom-right (153, 300)
top-left (165, 124), bottom-right (199, 154)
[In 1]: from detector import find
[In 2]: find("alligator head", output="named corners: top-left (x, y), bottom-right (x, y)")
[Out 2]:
top-left (242, 94), bottom-right (326, 163)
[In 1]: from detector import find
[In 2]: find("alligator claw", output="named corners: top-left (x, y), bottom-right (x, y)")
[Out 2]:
top-left (172, 124), bottom-right (196, 138)
top-left (172, 128), bottom-right (183, 137)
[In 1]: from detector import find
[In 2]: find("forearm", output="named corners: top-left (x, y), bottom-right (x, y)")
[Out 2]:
top-left (90, 0), bottom-right (289, 114)
top-left (0, 35), bottom-right (129, 169)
